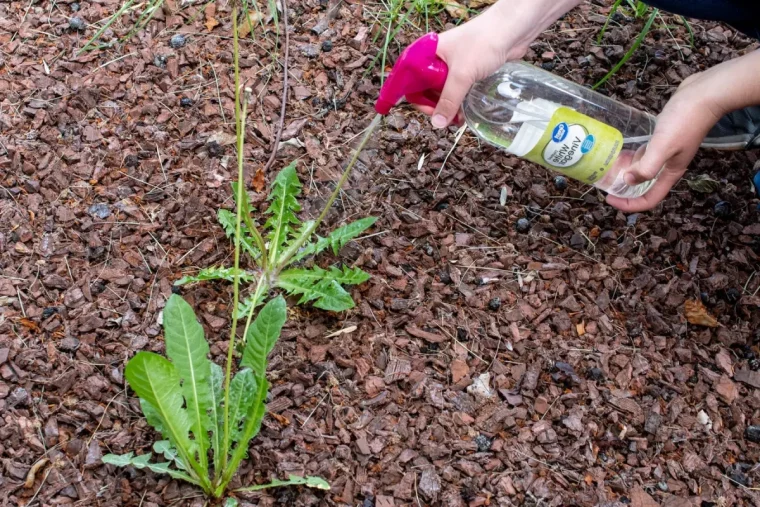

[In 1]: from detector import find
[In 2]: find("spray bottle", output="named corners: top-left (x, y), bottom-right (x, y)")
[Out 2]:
top-left (375, 33), bottom-right (740, 199)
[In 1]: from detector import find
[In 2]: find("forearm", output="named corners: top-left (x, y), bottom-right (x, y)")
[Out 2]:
top-left (485, 0), bottom-right (584, 52)
top-left (710, 50), bottom-right (760, 114)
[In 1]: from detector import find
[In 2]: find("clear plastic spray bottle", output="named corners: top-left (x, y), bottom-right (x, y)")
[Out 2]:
top-left (375, 33), bottom-right (734, 199)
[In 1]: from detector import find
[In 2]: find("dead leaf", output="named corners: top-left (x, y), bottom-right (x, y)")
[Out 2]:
top-left (252, 168), bottom-right (265, 192)
top-left (207, 132), bottom-right (237, 146)
top-left (470, 0), bottom-right (497, 7)
top-left (19, 318), bottom-right (41, 333)
top-left (686, 174), bottom-right (721, 194)
top-left (684, 299), bottom-right (719, 327)
top-left (444, 0), bottom-right (468, 20)
top-left (238, 10), bottom-right (263, 38)
top-left (204, 3), bottom-right (219, 32)
top-left (268, 412), bottom-right (290, 426)
top-left (325, 325), bottom-right (357, 339)
top-left (24, 458), bottom-right (49, 488)
top-left (576, 322), bottom-right (586, 336)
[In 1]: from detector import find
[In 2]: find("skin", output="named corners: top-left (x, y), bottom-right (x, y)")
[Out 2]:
top-left (415, 0), bottom-right (760, 212)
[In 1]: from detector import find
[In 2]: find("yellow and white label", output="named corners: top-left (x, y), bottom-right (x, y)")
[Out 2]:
top-left (524, 107), bottom-right (623, 184)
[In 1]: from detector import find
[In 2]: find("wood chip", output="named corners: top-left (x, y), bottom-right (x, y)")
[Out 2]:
top-left (406, 326), bottom-right (446, 343)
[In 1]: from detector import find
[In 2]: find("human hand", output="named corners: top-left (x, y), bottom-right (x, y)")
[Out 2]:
top-left (413, 0), bottom-right (583, 128)
top-left (607, 50), bottom-right (760, 212)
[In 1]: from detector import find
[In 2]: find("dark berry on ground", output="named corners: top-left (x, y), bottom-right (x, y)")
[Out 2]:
top-left (515, 218), bottom-right (531, 233)
top-left (713, 201), bottom-right (732, 219)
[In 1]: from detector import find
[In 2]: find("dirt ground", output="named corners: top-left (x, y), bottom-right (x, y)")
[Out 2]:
top-left (2, 0), bottom-right (760, 506)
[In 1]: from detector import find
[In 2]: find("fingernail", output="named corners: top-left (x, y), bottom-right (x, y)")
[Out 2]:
top-left (432, 115), bottom-right (447, 129)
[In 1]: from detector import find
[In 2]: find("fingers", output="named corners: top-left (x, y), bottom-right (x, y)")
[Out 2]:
top-left (431, 71), bottom-right (472, 129)
top-left (623, 134), bottom-right (676, 186)
top-left (607, 165), bottom-right (685, 212)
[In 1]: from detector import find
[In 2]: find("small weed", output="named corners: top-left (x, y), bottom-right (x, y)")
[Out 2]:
top-left (102, 5), bottom-right (378, 501)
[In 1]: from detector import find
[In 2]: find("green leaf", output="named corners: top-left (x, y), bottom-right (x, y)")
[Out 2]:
top-left (241, 296), bottom-right (287, 379)
top-left (218, 209), bottom-right (260, 259)
top-left (265, 161), bottom-right (302, 264)
top-left (224, 499), bottom-right (239, 507)
top-left (276, 266), bottom-right (369, 312)
top-left (326, 217), bottom-right (377, 255)
top-left (234, 291), bottom-right (265, 320)
top-left (163, 295), bottom-right (212, 471)
top-left (288, 217), bottom-right (377, 265)
top-left (140, 399), bottom-right (168, 438)
top-left (102, 452), bottom-right (198, 484)
top-left (686, 174), bottom-right (721, 194)
top-left (125, 352), bottom-right (200, 479)
top-left (208, 362), bottom-right (223, 473)
top-left (153, 441), bottom-right (186, 470)
top-left (175, 266), bottom-right (255, 286)
top-left (228, 368), bottom-right (258, 445)
top-left (236, 474), bottom-right (331, 492)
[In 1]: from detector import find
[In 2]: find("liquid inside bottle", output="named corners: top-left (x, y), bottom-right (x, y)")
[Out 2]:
top-left (462, 62), bottom-right (658, 198)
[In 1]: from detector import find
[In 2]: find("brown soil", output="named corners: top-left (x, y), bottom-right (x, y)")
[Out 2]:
top-left (1, 0), bottom-right (760, 506)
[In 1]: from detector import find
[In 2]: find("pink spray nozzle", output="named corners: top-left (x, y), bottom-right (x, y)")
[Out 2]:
top-left (374, 32), bottom-right (449, 115)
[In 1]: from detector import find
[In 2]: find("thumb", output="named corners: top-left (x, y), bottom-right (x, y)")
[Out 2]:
top-left (623, 135), bottom-right (676, 186)
top-left (431, 72), bottom-right (472, 129)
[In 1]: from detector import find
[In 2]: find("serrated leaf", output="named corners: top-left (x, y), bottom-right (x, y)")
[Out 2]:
top-left (235, 291), bottom-right (265, 320)
top-left (175, 266), bottom-right (255, 286)
top-left (208, 362), bottom-right (223, 472)
top-left (153, 441), bottom-right (186, 470)
top-left (103, 452), bottom-right (198, 483)
top-left (125, 352), bottom-right (199, 477)
top-left (288, 217), bottom-right (377, 265)
top-left (102, 453), bottom-right (134, 467)
top-left (276, 266), bottom-right (368, 311)
top-left (686, 174), bottom-right (721, 194)
top-left (265, 162), bottom-right (302, 264)
top-left (236, 474), bottom-right (331, 492)
top-left (326, 217), bottom-right (377, 255)
top-left (218, 208), bottom-right (260, 259)
top-left (241, 296), bottom-right (287, 379)
top-left (228, 368), bottom-right (258, 445)
top-left (163, 295), bottom-right (212, 470)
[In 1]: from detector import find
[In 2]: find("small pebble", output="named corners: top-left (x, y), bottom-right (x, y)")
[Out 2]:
top-left (745, 425), bottom-right (760, 443)
top-left (321, 40), bottom-right (333, 52)
top-left (626, 213), bottom-right (639, 226)
top-left (488, 297), bottom-right (501, 311)
top-left (713, 200), bottom-right (732, 219)
top-left (474, 434), bottom-right (492, 452)
top-left (515, 218), bottom-right (531, 233)
top-left (180, 97), bottom-right (193, 107)
top-left (439, 270), bottom-right (452, 284)
top-left (153, 55), bottom-right (168, 68)
top-left (71, 3), bottom-right (80, 11)
top-left (42, 307), bottom-right (59, 319)
top-left (553, 175), bottom-right (568, 191)
top-left (170, 33), bottom-right (187, 49)
top-left (9, 387), bottom-right (30, 408)
top-left (69, 17), bottom-right (86, 31)
top-left (88, 203), bottom-right (111, 219)
top-left (657, 482), bottom-right (668, 492)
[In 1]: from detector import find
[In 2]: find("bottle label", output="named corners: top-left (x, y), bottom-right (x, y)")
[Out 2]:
top-left (524, 107), bottom-right (623, 184)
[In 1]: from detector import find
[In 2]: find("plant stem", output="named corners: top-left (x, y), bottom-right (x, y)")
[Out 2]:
top-left (220, 4), bottom-right (244, 477)
top-left (276, 113), bottom-right (382, 269)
